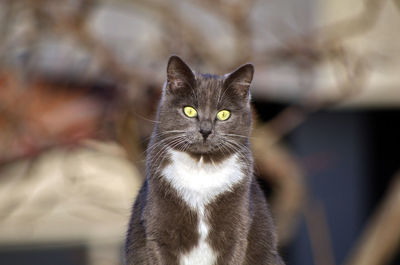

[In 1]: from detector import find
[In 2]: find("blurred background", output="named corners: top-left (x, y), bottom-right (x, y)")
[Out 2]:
top-left (0, 0), bottom-right (399, 264)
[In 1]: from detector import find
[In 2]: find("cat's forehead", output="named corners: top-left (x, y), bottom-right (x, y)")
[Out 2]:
top-left (163, 72), bottom-right (248, 111)
top-left (195, 74), bottom-right (224, 91)
top-left (193, 74), bottom-right (226, 106)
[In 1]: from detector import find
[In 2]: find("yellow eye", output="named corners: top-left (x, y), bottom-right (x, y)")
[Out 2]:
top-left (217, 110), bottom-right (231, 121)
top-left (183, 106), bottom-right (198, 118)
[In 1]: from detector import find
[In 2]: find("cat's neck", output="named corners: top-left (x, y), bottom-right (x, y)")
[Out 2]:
top-left (161, 149), bottom-right (249, 210)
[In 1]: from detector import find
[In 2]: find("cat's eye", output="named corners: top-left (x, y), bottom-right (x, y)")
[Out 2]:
top-left (216, 110), bottom-right (231, 121)
top-left (183, 106), bottom-right (198, 118)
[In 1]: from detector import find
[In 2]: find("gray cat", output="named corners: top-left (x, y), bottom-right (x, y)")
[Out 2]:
top-left (125, 56), bottom-right (284, 265)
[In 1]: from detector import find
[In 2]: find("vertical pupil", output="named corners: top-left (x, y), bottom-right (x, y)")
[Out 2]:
top-left (218, 110), bottom-right (229, 120)
top-left (185, 107), bottom-right (195, 117)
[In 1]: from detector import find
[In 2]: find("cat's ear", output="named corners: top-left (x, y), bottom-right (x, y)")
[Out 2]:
top-left (224, 63), bottom-right (254, 99)
top-left (166, 55), bottom-right (195, 93)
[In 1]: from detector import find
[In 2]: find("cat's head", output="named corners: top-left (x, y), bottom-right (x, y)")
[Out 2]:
top-left (156, 55), bottom-right (253, 158)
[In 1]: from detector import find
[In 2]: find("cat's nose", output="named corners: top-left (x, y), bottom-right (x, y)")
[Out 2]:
top-left (199, 120), bottom-right (212, 139)
top-left (199, 128), bottom-right (212, 139)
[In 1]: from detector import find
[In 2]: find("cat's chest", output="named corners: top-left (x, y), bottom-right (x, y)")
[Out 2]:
top-left (162, 150), bottom-right (246, 265)
top-left (162, 150), bottom-right (245, 209)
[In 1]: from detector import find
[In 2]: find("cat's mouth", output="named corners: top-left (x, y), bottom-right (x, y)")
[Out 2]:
top-left (187, 139), bottom-right (218, 154)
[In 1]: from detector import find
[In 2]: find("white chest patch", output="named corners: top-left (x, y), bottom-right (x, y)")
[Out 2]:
top-left (180, 208), bottom-right (215, 265)
top-left (162, 150), bottom-right (245, 265)
top-left (162, 150), bottom-right (245, 209)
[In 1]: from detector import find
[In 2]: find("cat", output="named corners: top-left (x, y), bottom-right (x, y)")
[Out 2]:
top-left (125, 55), bottom-right (284, 265)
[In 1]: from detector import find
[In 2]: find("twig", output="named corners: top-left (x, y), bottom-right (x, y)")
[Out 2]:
top-left (344, 171), bottom-right (400, 265)
top-left (304, 200), bottom-right (337, 265)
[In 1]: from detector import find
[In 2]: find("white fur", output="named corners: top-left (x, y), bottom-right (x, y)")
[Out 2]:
top-left (180, 210), bottom-right (215, 265)
top-left (162, 150), bottom-right (245, 265)
top-left (162, 150), bottom-right (244, 209)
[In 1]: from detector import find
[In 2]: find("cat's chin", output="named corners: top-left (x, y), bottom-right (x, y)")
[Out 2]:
top-left (186, 145), bottom-right (215, 154)
top-left (180, 142), bottom-right (235, 162)
top-left (183, 140), bottom-right (220, 154)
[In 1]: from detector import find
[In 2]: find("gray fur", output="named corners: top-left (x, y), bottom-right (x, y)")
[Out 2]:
top-left (125, 56), bottom-right (284, 265)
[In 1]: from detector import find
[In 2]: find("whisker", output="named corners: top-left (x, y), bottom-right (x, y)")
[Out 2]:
top-left (151, 137), bottom-right (189, 174)
top-left (149, 136), bottom-right (187, 172)
top-left (132, 111), bottom-right (160, 124)
top-left (144, 136), bottom-right (177, 157)
top-left (143, 130), bottom-right (187, 142)
top-left (222, 139), bottom-right (251, 163)
top-left (221, 133), bottom-right (252, 139)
